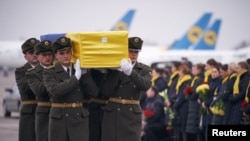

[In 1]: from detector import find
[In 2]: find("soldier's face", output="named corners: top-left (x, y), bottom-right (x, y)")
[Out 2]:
top-left (24, 50), bottom-right (38, 65)
top-left (55, 48), bottom-right (72, 66)
top-left (129, 50), bottom-right (139, 64)
top-left (38, 52), bottom-right (53, 67)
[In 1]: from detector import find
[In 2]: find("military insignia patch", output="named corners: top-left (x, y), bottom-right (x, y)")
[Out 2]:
top-left (44, 41), bottom-right (49, 46)
top-left (31, 39), bottom-right (36, 44)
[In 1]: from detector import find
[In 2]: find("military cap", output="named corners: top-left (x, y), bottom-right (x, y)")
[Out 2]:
top-left (21, 38), bottom-right (40, 54)
top-left (128, 37), bottom-right (143, 51)
top-left (52, 37), bottom-right (72, 53)
top-left (35, 40), bottom-right (53, 54)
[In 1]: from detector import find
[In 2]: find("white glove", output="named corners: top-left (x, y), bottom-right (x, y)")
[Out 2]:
top-left (74, 59), bottom-right (81, 80)
top-left (120, 58), bottom-right (133, 75)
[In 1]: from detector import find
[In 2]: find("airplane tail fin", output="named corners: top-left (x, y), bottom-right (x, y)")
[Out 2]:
top-left (110, 9), bottom-right (136, 31)
top-left (170, 13), bottom-right (212, 50)
top-left (192, 19), bottom-right (221, 50)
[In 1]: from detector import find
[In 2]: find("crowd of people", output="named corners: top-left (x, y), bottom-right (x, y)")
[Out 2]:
top-left (15, 35), bottom-right (250, 141)
top-left (140, 57), bottom-right (250, 141)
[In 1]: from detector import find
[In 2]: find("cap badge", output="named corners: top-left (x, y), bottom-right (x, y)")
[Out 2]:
top-left (31, 39), bottom-right (36, 44)
top-left (44, 41), bottom-right (49, 46)
top-left (134, 38), bottom-right (139, 43)
top-left (61, 38), bottom-right (66, 43)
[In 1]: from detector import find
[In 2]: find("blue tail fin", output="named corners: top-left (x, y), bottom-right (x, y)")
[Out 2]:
top-left (192, 19), bottom-right (221, 50)
top-left (110, 9), bottom-right (136, 31)
top-left (170, 13), bottom-right (212, 50)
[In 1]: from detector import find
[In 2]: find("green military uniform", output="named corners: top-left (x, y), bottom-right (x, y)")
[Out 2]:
top-left (101, 37), bottom-right (152, 141)
top-left (43, 63), bottom-right (98, 141)
top-left (26, 65), bottom-right (50, 141)
top-left (26, 40), bottom-right (53, 141)
top-left (43, 37), bottom-right (98, 141)
top-left (15, 38), bottom-right (40, 141)
top-left (101, 62), bottom-right (152, 141)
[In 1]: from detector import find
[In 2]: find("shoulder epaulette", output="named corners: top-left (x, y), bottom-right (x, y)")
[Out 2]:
top-left (27, 67), bottom-right (35, 72)
top-left (139, 62), bottom-right (151, 69)
top-left (16, 65), bottom-right (24, 69)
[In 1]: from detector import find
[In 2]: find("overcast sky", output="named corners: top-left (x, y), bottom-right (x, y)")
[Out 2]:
top-left (0, 0), bottom-right (249, 50)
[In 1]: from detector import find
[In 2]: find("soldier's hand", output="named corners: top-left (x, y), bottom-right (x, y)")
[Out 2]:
top-left (120, 58), bottom-right (132, 75)
top-left (74, 59), bottom-right (81, 80)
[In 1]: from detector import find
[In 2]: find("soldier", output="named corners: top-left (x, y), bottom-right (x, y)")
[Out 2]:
top-left (101, 37), bottom-right (152, 141)
top-left (43, 37), bottom-right (98, 141)
top-left (88, 68), bottom-right (115, 141)
top-left (15, 37), bottom-right (40, 141)
top-left (26, 40), bottom-right (54, 141)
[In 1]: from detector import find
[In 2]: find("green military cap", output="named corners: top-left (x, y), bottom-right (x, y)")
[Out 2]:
top-left (128, 37), bottom-right (143, 51)
top-left (21, 38), bottom-right (40, 54)
top-left (52, 37), bottom-right (72, 53)
top-left (35, 40), bottom-right (53, 54)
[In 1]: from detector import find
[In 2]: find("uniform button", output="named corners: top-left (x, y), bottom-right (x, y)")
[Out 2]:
top-left (120, 85), bottom-right (122, 88)
top-left (117, 108), bottom-right (120, 111)
top-left (133, 85), bottom-right (136, 88)
top-left (118, 97), bottom-right (121, 99)
top-left (77, 113), bottom-right (80, 115)
top-left (65, 114), bottom-right (69, 117)
top-left (129, 108), bottom-right (132, 111)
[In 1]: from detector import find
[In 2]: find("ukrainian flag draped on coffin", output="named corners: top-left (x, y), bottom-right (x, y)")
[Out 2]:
top-left (40, 31), bottom-right (128, 68)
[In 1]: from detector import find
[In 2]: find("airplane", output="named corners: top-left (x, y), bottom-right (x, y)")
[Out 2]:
top-left (138, 13), bottom-right (227, 67)
top-left (110, 9), bottom-right (135, 31)
top-left (191, 19), bottom-right (222, 50)
top-left (170, 13), bottom-right (212, 50)
top-left (138, 45), bottom-right (249, 67)
top-left (137, 18), bottom-right (246, 66)
top-left (0, 9), bottom-right (136, 76)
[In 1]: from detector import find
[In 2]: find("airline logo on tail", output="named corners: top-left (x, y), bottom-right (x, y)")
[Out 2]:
top-left (110, 9), bottom-right (136, 31)
top-left (192, 19), bottom-right (221, 50)
top-left (171, 13), bottom-right (212, 50)
top-left (40, 9), bottom-right (136, 42)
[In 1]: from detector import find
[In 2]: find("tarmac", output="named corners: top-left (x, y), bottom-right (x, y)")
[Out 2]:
top-left (0, 71), bottom-right (19, 141)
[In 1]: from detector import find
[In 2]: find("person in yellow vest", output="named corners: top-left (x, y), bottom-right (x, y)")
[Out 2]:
top-left (228, 61), bottom-right (250, 124)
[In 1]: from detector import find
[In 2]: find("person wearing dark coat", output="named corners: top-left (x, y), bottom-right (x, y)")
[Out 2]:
top-left (15, 38), bottom-right (40, 141)
top-left (222, 63), bottom-right (237, 124)
top-left (186, 63), bottom-right (205, 141)
top-left (210, 64), bottom-right (229, 125)
top-left (88, 68), bottom-right (117, 141)
top-left (243, 81), bottom-right (250, 119)
top-left (164, 61), bottom-right (181, 141)
top-left (26, 40), bottom-right (54, 141)
top-left (141, 86), bottom-right (167, 141)
top-left (172, 64), bottom-right (192, 141)
top-left (201, 66), bottom-right (222, 141)
top-left (101, 37), bottom-right (152, 141)
top-left (43, 37), bottom-right (98, 141)
top-left (228, 61), bottom-right (250, 124)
